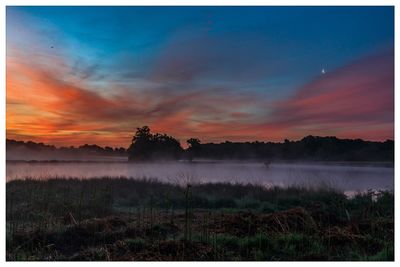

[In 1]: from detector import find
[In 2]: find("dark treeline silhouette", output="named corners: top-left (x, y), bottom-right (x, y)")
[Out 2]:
top-left (128, 126), bottom-right (183, 161)
top-left (7, 126), bottom-right (394, 162)
top-left (191, 136), bottom-right (394, 162)
top-left (128, 126), bottom-right (394, 162)
top-left (6, 139), bottom-right (127, 158)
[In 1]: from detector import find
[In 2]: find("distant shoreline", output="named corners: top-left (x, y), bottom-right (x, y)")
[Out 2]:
top-left (6, 159), bottom-right (394, 167)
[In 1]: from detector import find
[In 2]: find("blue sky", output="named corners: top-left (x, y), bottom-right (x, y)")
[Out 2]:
top-left (6, 6), bottom-right (394, 146)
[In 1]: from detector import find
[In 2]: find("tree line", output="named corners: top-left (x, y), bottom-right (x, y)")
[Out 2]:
top-left (7, 126), bottom-right (394, 162)
top-left (6, 139), bottom-right (127, 156)
top-left (127, 126), bottom-right (394, 162)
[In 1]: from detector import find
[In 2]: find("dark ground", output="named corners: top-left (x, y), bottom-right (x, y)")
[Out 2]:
top-left (6, 178), bottom-right (394, 261)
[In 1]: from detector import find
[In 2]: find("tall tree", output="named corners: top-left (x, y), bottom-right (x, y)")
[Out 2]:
top-left (128, 126), bottom-right (183, 161)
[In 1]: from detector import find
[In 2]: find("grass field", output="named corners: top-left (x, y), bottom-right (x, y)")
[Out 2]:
top-left (6, 177), bottom-right (394, 261)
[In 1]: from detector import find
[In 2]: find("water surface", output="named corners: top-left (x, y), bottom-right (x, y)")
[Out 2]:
top-left (6, 160), bottom-right (393, 194)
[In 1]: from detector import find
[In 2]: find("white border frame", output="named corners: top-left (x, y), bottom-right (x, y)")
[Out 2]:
top-left (1, 1), bottom-right (398, 266)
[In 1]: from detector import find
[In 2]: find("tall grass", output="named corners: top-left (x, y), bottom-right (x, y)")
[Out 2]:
top-left (6, 177), bottom-right (394, 261)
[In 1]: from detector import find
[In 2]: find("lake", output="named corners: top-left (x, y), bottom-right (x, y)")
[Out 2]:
top-left (6, 160), bottom-right (394, 195)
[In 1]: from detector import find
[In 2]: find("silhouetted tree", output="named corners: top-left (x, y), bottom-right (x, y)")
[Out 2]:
top-left (132, 126), bottom-right (152, 143)
top-left (128, 126), bottom-right (154, 160)
top-left (128, 126), bottom-right (183, 161)
top-left (187, 138), bottom-right (201, 148)
top-left (186, 138), bottom-right (201, 161)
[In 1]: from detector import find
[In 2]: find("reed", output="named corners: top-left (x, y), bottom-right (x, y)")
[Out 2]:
top-left (6, 177), bottom-right (394, 261)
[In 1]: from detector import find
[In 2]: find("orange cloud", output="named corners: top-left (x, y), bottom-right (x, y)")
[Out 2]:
top-left (6, 48), bottom-right (267, 147)
top-left (6, 43), bottom-right (394, 148)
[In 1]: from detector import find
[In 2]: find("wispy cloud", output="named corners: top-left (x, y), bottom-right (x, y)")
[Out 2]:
top-left (6, 44), bottom-right (268, 146)
top-left (149, 33), bottom-right (283, 84)
top-left (259, 50), bottom-right (394, 140)
top-left (6, 8), bottom-right (394, 147)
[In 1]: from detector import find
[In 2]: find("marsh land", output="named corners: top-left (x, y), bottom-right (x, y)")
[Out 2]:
top-left (6, 177), bottom-right (394, 261)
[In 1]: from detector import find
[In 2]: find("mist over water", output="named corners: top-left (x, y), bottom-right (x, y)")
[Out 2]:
top-left (6, 160), bottom-right (393, 194)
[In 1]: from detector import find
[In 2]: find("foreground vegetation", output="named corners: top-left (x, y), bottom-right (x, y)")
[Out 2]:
top-left (6, 178), bottom-right (394, 261)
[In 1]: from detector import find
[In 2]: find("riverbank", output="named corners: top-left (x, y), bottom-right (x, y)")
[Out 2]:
top-left (6, 178), bottom-right (394, 261)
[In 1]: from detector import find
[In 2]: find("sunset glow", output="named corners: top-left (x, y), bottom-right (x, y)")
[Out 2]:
top-left (6, 6), bottom-right (394, 147)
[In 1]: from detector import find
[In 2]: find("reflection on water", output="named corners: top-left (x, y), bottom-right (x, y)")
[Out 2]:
top-left (6, 161), bottom-right (393, 193)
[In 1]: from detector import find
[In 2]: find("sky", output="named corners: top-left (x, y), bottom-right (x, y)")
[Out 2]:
top-left (6, 6), bottom-right (394, 147)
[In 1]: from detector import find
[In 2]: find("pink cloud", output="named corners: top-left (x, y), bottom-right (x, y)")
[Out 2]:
top-left (7, 37), bottom-right (394, 147)
top-left (260, 50), bottom-right (394, 141)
